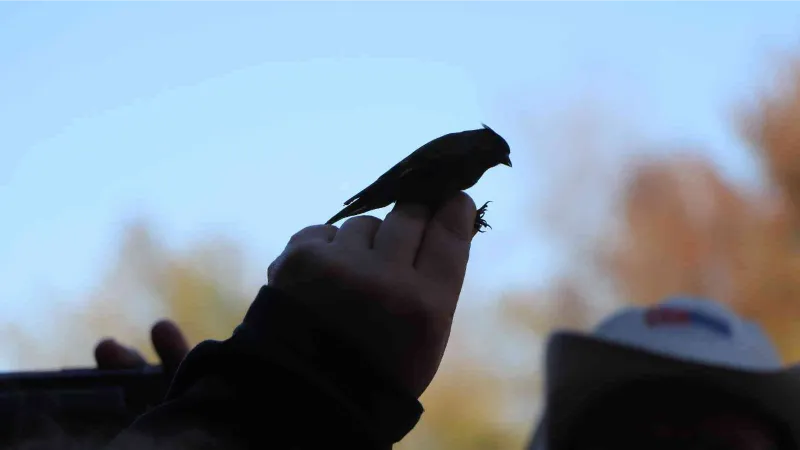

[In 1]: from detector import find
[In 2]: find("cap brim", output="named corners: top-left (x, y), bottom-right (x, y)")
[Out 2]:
top-left (541, 331), bottom-right (800, 449)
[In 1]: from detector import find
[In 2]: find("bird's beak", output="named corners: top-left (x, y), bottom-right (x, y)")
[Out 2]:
top-left (501, 154), bottom-right (512, 168)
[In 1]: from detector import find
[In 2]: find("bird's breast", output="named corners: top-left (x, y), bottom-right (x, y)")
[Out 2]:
top-left (457, 164), bottom-right (490, 190)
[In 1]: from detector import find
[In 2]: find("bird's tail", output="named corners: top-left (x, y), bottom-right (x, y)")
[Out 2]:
top-left (325, 202), bottom-right (370, 225)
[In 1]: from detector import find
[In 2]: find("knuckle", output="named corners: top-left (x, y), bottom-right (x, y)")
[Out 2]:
top-left (288, 241), bottom-right (319, 262)
top-left (288, 225), bottom-right (319, 245)
top-left (279, 243), bottom-right (323, 276)
top-left (342, 215), bottom-right (381, 229)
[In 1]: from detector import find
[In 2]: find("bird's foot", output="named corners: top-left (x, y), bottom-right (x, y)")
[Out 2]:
top-left (474, 201), bottom-right (492, 233)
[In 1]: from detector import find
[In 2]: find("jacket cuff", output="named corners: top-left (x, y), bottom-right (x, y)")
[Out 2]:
top-left (167, 285), bottom-right (423, 444)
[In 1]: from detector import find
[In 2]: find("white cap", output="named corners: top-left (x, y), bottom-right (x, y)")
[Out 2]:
top-left (529, 297), bottom-right (800, 449)
top-left (592, 297), bottom-right (782, 371)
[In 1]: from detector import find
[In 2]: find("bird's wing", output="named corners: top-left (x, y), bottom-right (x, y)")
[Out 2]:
top-left (342, 132), bottom-right (466, 206)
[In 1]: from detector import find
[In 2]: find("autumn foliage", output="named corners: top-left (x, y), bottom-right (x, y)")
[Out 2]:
top-left (599, 62), bottom-right (800, 362)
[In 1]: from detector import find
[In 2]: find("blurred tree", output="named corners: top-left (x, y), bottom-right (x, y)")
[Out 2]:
top-left (88, 219), bottom-right (253, 362)
top-left (398, 303), bottom-right (536, 449)
top-left (4, 218), bottom-right (252, 368)
top-left (589, 60), bottom-right (800, 362)
top-left (12, 56), bottom-right (800, 450)
top-left (477, 65), bottom-right (800, 446)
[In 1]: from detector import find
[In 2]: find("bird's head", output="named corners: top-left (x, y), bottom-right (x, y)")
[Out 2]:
top-left (479, 123), bottom-right (512, 168)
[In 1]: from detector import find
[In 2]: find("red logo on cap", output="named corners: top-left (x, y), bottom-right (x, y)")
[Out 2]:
top-left (644, 306), bottom-right (731, 336)
top-left (645, 308), bottom-right (691, 326)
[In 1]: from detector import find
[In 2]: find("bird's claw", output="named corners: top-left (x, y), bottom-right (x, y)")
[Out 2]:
top-left (474, 201), bottom-right (492, 233)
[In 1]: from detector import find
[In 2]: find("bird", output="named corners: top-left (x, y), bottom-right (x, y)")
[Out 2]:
top-left (326, 124), bottom-right (512, 232)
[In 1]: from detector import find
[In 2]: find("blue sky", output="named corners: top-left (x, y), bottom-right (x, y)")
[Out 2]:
top-left (2, 3), bottom-right (800, 341)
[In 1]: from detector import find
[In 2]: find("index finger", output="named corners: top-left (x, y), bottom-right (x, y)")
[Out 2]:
top-left (94, 339), bottom-right (147, 370)
top-left (151, 320), bottom-right (190, 376)
top-left (373, 202), bottom-right (431, 264)
top-left (414, 192), bottom-right (476, 290)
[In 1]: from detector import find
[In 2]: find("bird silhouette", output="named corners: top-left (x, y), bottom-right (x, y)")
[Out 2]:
top-left (326, 124), bottom-right (511, 232)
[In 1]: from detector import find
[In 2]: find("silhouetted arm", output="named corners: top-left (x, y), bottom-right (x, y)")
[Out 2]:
top-left (108, 286), bottom-right (422, 450)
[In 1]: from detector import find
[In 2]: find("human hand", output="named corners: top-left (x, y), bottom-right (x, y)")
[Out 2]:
top-left (94, 319), bottom-right (190, 377)
top-left (267, 192), bottom-right (476, 398)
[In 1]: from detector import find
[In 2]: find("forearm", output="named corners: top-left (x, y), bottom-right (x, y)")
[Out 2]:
top-left (109, 286), bottom-right (422, 449)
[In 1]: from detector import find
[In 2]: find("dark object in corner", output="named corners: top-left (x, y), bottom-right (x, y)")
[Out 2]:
top-left (0, 365), bottom-right (169, 446)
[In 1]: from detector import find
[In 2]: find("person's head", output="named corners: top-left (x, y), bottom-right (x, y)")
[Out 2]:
top-left (530, 297), bottom-right (800, 450)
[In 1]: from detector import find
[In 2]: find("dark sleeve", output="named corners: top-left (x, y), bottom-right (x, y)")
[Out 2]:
top-left (107, 285), bottom-right (423, 450)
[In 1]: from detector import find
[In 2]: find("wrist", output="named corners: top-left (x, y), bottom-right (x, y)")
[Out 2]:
top-left (167, 286), bottom-right (423, 445)
top-left (238, 285), bottom-right (424, 443)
